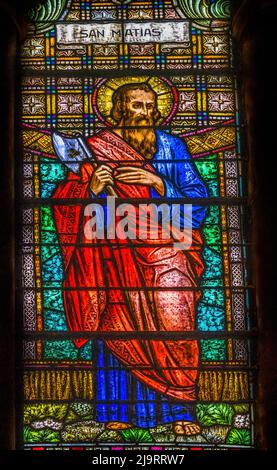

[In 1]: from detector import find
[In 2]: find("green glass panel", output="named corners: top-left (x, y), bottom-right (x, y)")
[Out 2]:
top-left (200, 339), bottom-right (226, 360)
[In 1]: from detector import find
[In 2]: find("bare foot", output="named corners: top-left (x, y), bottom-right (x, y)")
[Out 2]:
top-left (173, 421), bottom-right (201, 435)
top-left (106, 421), bottom-right (132, 431)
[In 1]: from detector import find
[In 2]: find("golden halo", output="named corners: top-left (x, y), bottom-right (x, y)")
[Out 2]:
top-left (94, 76), bottom-right (178, 126)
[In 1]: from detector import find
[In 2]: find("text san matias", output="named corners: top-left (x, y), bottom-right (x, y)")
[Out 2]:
top-left (56, 21), bottom-right (189, 45)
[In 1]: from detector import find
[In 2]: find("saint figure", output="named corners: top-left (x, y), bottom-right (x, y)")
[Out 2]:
top-left (53, 83), bottom-right (208, 434)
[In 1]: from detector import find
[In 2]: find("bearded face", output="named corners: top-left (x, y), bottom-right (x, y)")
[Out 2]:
top-left (119, 89), bottom-right (158, 159)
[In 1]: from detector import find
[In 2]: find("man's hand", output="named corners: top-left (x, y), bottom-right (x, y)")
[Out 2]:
top-left (116, 166), bottom-right (165, 196)
top-left (90, 165), bottom-right (114, 196)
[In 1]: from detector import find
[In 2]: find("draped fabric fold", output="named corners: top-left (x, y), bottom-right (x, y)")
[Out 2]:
top-left (53, 130), bottom-right (206, 401)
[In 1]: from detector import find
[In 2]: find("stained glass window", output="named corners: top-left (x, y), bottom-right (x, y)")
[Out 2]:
top-left (20, 0), bottom-right (254, 450)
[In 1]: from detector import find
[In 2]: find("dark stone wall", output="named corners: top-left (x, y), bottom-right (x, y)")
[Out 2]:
top-left (0, 3), bottom-right (17, 452)
top-left (0, 0), bottom-right (40, 451)
top-left (233, 0), bottom-right (277, 450)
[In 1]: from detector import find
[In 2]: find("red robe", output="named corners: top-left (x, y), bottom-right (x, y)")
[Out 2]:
top-left (53, 130), bottom-right (204, 401)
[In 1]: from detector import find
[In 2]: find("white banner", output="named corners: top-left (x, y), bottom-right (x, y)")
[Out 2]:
top-left (56, 21), bottom-right (190, 45)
